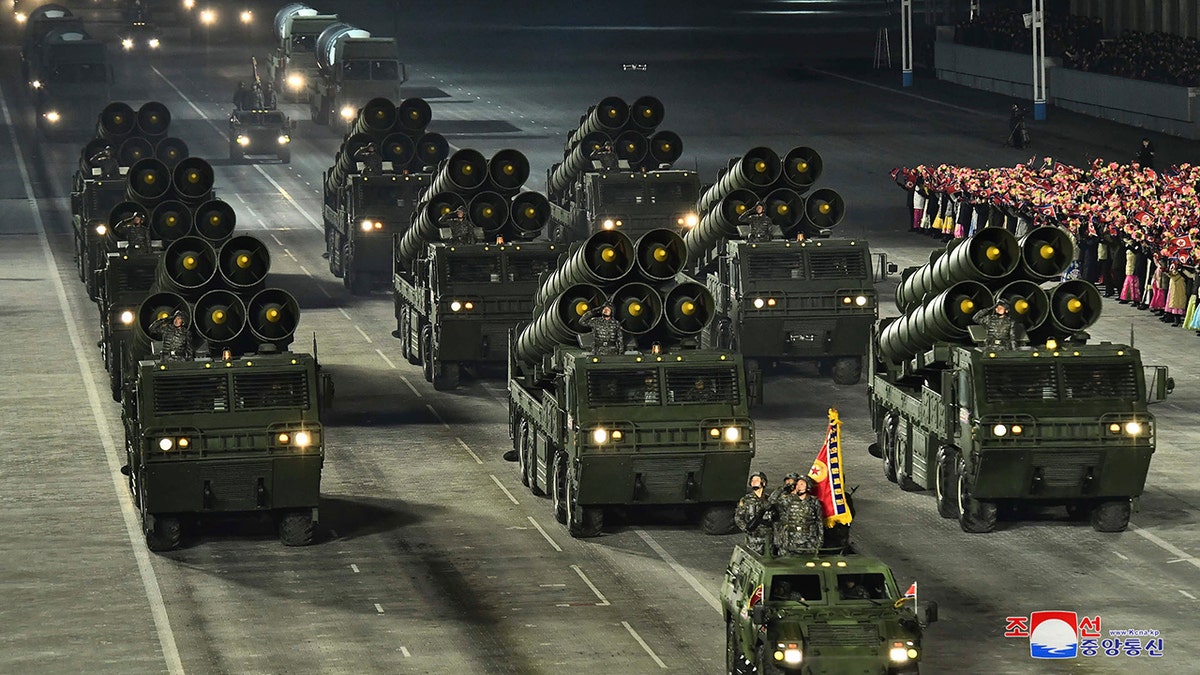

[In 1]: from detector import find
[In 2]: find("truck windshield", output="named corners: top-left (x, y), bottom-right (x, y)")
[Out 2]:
top-left (342, 60), bottom-right (371, 80)
top-left (586, 369), bottom-right (660, 405)
top-left (983, 361), bottom-right (1139, 402)
top-left (597, 180), bottom-right (694, 212)
top-left (506, 255), bottom-right (553, 283)
top-left (664, 367), bottom-right (741, 405)
top-left (808, 249), bottom-right (868, 279)
top-left (52, 63), bottom-right (106, 82)
top-left (357, 184), bottom-right (410, 220)
top-left (836, 573), bottom-right (889, 601)
top-left (769, 574), bottom-right (822, 602)
top-left (444, 255), bottom-right (501, 283)
top-left (743, 249), bottom-right (805, 281)
top-left (371, 60), bottom-right (399, 80)
top-left (291, 35), bottom-right (314, 51)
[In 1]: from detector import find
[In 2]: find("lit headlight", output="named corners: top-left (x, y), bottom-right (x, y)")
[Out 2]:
top-left (340, 106), bottom-right (356, 120)
top-left (158, 437), bottom-right (174, 451)
top-left (237, 135), bottom-right (250, 146)
top-left (31, 79), bottom-right (42, 89)
top-left (277, 135), bottom-right (290, 145)
top-left (361, 219), bottom-right (374, 232)
top-left (992, 424), bottom-right (1008, 437)
top-left (602, 218), bottom-right (615, 230)
top-left (842, 296), bottom-right (853, 305)
top-left (122, 38), bottom-right (134, 50)
top-left (1125, 421), bottom-right (1143, 436)
top-left (286, 73), bottom-right (304, 90)
top-left (119, 310), bottom-right (135, 325)
top-left (611, 430), bottom-right (623, 441)
top-left (678, 213), bottom-right (699, 228)
top-left (1011, 424), bottom-right (1023, 435)
top-left (592, 428), bottom-right (609, 444)
top-left (45, 111), bottom-right (61, 123)
top-left (294, 431), bottom-right (311, 447)
top-left (724, 426), bottom-right (741, 442)
top-left (855, 295), bottom-right (868, 307)
top-left (183, 0), bottom-right (195, 9)
top-left (783, 648), bottom-right (802, 665)
top-left (766, 298), bottom-right (776, 307)
top-left (889, 647), bottom-right (910, 662)
top-left (16, 12), bottom-right (27, 23)
top-left (199, 9), bottom-right (216, 25)
top-left (95, 224), bottom-right (108, 235)
top-left (177, 437), bottom-right (189, 449)
top-left (240, 10), bottom-right (253, 24)
top-left (753, 297), bottom-right (765, 309)
top-left (277, 433), bottom-right (290, 444)
top-left (148, 38), bottom-right (160, 49)
top-left (450, 301), bottom-right (462, 312)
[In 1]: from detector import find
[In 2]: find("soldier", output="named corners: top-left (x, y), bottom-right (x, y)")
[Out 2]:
top-left (233, 82), bottom-right (251, 110)
top-left (579, 303), bottom-right (625, 356)
top-left (439, 206), bottom-right (477, 244)
top-left (734, 472), bottom-right (771, 554)
top-left (972, 298), bottom-right (1018, 351)
top-left (769, 471), bottom-right (801, 506)
top-left (773, 476), bottom-right (824, 557)
top-left (90, 145), bottom-right (119, 178)
top-left (149, 310), bottom-right (194, 362)
top-left (353, 142), bottom-right (383, 176)
top-left (739, 203), bottom-right (774, 242)
top-left (839, 576), bottom-right (872, 600)
top-left (114, 211), bottom-right (150, 251)
top-left (590, 142), bottom-right (619, 171)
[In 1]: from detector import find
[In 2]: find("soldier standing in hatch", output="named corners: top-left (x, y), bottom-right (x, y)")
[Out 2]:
top-left (739, 203), bottom-right (774, 242)
top-left (579, 303), bottom-right (625, 356)
top-left (590, 142), bottom-right (619, 171)
top-left (353, 142), bottom-right (383, 176)
top-left (769, 471), bottom-right (801, 506)
top-left (773, 476), bottom-right (824, 557)
top-left (114, 211), bottom-right (151, 252)
top-left (439, 206), bottom-right (477, 244)
top-left (972, 298), bottom-right (1018, 350)
top-left (90, 145), bottom-right (119, 178)
top-left (734, 472), bottom-right (771, 554)
top-left (149, 310), bottom-right (195, 362)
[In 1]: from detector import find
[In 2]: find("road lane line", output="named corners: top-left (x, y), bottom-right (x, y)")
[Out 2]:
top-left (1181, 590), bottom-right (1197, 600)
top-left (399, 375), bottom-right (422, 398)
top-left (571, 565), bottom-right (610, 606)
top-left (490, 474), bottom-right (520, 505)
top-left (298, 264), bottom-right (312, 277)
top-left (375, 349), bottom-right (396, 369)
top-left (283, 249), bottom-right (297, 261)
top-left (426, 404), bottom-right (449, 429)
top-left (634, 529), bottom-right (722, 614)
top-left (0, 88), bottom-right (184, 675)
top-left (354, 325), bottom-right (373, 343)
top-left (621, 621), bottom-right (668, 669)
top-left (338, 308), bottom-right (352, 320)
top-left (270, 234), bottom-right (283, 246)
top-left (528, 516), bottom-right (562, 552)
top-left (317, 285), bottom-right (332, 298)
top-left (1113, 551), bottom-right (1129, 560)
top-left (1131, 525), bottom-right (1200, 570)
top-left (456, 437), bottom-right (483, 465)
top-left (350, 564), bottom-right (360, 573)
top-left (374, 603), bottom-right (385, 614)
top-left (399, 647), bottom-right (411, 657)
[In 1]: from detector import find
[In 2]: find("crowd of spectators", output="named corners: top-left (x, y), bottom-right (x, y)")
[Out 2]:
top-left (954, 11), bottom-right (1103, 58)
top-left (892, 158), bottom-right (1200, 330)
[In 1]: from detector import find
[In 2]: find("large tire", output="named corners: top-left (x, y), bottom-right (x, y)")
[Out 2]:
top-left (432, 361), bottom-right (460, 391)
top-left (957, 459), bottom-right (997, 533)
top-left (421, 325), bottom-right (434, 383)
top-left (552, 453), bottom-right (568, 525)
top-left (518, 419), bottom-right (532, 487)
top-left (85, 255), bottom-right (97, 300)
top-left (566, 465), bottom-right (603, 538)
top-left (934, 447), bottom-right (959, 519)
top-left (882, 413), bottom-right (898, 483)
top-left (701, 504), bottom-right (738, 535)
top-left (279, 509), bottom-right (316, 546)
top-left (831, 356), bottom-right (863, 385)
top-left (145, 515), bottom-right (181, 552)
top-left (110, 355), bottom-right (123, 403)
top-left (1091, 499), bottom-right (1132, 533)
top-left (399, 306), bottom-right (412, 363)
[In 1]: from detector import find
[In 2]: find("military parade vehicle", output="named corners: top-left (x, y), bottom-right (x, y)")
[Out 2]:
top-left (722, 544), bottom-right (936, 675)
top-left (393, 147), bottom-right (559, 389)
top-left (545, 95), bottom-right (698, 243)
top-left (269, 3), bottom-right (339, 102)
top-left (21, 5), bottom-right (112, 137)
top-left (683, 145), bottom-right (888, 404)
top-left (508, 226), bottom-right (754, 537)
top-left (309, 21), bottom-right (405, 133)
top-left (867, 226), bottom-right (1172, 533)
top-left (323, 97), bottom-right (448, 294)
top-left (229, 108), bottom-right (294, 163)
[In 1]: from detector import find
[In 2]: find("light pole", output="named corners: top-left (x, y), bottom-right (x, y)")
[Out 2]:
top-left (901, 0), bottom-right (913, 87)
top-left (1030, 0), bottom-right (1046, 120)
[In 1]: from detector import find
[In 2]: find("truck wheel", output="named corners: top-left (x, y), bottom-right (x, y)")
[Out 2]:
top-left (956, 459), bottom-right (997, 533)
top-left (701, 504), bottom-right (738, 535)
top-left (398, 307), bottom-right (413, 362)
top-left (432, 361), bottom-right (460, 391)
top-left (145, 515), bottom-right (182, 552)
top-left (1090, 499), bottom-right (1131, 533)
top-left (934, 447), bottom-right (959, 518)
top-left (566, 467), bottom-right (603, 538)
top-left (279, 151), bottom-right (291, 164)
top-left (341, 241), bottom-right (353, 289)
top-left (1065, 501), bottom-right (1092, 521)
top-left (882, 413), bottom-right (898, 484)
top-left (518, 419), bottom-right (532, 487)
top-left (552, 453), bottom-right (568, 524)
top-left (347, 263), bottom-right (370, 296)
top-left (421, 326), bottom-right (434, 383)
top-left (831, 356), bottom-right (863, 385)
top-left (279, 509), bottom-right (316, 546)
top-left (110, 356), bottom-right (123, 403)
top-left (85, 257), bottom-right (97, 300)
top-left (727, 618), bottom-right (752, 675)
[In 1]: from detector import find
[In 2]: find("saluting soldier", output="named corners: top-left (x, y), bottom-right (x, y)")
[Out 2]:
top-left (973, 298), bottom-right (1018, 350)
top-left (773, 476), bottom-right (824, 557)
top-left (579, 303), bottom-right (625, 356)
top-left (590, 142), bottom-right (619, 171)
top-left (114, 211), bottom-right (150, 251)
top-left (734, 472), bottom-right (771, 554)
top-left (149, 310), bottom-right (195, 362)
top-left (353, 142), bottom-right (383, 176)
top-left (439, 206), bottom-right (477, 244)
top-left (739, 203), bottom-right (774, 242)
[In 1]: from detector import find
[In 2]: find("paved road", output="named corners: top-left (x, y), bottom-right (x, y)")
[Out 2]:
top-left (1, 3), bottom-right (1197, 673)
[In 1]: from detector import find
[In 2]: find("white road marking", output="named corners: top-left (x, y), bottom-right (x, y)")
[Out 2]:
top-left (1181, 590), bottom-right (1197, 600)
top-left (621, 621), bottom-right (668, 669)
top-left (1131, 525), bottom-right (1200, 570)
top-left (540, 584), bottom-right (566, 588)
top-left (375, 349), bottom-right (396, 369)
top-left (634, 529), bottom-right (722, 614)
top-left (374, 603), bottom-right (385, 614)
top-left (354, 325), bottom-right (373, 343)
top-left (0, 88), bottom-right (184, 675)
top-left (298, 264), bottom-right (312, 277)
top-left (350, 564), bottom-right (360, 573)
top-left (317, 285), bottom-right (332, 298)
top-left (338, 308), bottom-right (352, 320)
top-left (399, 646), bottom-right (411, 658)
top-left (283, 249), bottom-right (297, 261)
top-left (426, 404), bottom-right (449, 429)
top-left (456, 437), bottom-right (483, 465)
top-left (1113, 551), bottom-right (1129, 560)
top-left (243, 206), bottom-right (259, 220)
top-left (490, 474), bottom-right (521, 505)
top-left (572, 565), bottom-right (610, 606)
top-left (270, 234), bottom-right (283, 246)
top-left (1167, 558), bottom-right (1197, 564)
top-left (528, 516), bottom-right (562, 552)
top-left (233, 193), bottom-right (247, 204)
top-left (399, 375), bottom-right (422, 398)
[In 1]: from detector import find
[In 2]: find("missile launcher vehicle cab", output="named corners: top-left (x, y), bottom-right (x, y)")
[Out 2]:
top-left (722, 545), bottom-right (936, 675)
top-left (229, 108), bottom-right (294, 163)
top-left (269, 4), bottom-right (340, 102)
top-left (867, 227), bottom-right (1173, 533)
top-left (309, 22), bottom-right (406, 134)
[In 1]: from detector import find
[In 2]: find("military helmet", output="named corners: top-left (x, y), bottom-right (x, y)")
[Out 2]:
top-left (748, 471), bottom-right (768, 488)
top-left (785, 471), bottom-right (802, 482)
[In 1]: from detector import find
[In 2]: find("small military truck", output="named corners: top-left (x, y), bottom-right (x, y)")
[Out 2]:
top-left (722, 545), bottom-right (936, 675)
top-left (229, 108), bottom-right (294, 163)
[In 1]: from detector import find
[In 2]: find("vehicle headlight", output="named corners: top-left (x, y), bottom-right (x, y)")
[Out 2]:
top-left (1011, 424), bottom-right (1023, 435)
top-left (992, 423), bottom-right (1008, 437)
top-left (855, 295), bottom-right (868, 307)
top-left (183, 0), bottom-right (195, 9)
top-left (95, 224), bottom-right (108, 235)
top-left (45, 111), bottom-right (61, 123)
top-left (592, 428), bottom-right (608, 444)
top-left (199, 9), bottom-right (216, 25)
top-left (148, 38), bottom-right (160, 49)
top-left (294, 431), bottom-right (310, 447)
top-left (287, 73), bottom-right (304, 90)
top-left (119, 310), bottom-right (135, 325)
top-left (602, 218), bottom-right (615, 230)
top-left (177, 437), bottom-right (189, 449)
top-left (1125, 421), bottom-right (1143, 436)
top-left (277, 135), bottom-right (290, 145)
top-left (724, 426), bottom-right (740, 442)
top-left (340, 105), bottom-right (356, 120)
top-left (237, 135), bottom-right (250, 146)
top-left (753, 297), bottom-right (765, 309)
top-left (122, 38), bottom-right (134, 50)
top-left (611, 430), bottom-right (623, 441)
top-left (678, 213), bottom-right (699, 228)
top-left (31, 79), bottom-right (42, 89)
top-left (774, 645), bottom-right (803, 664)
top-left (889, 647), bottom-right (910, 662)
top-left (361, 219), bottom-right (374, 232)
top-left (158, 437), bottom-right (174, 451)
top-left (842, 296), bottom-right (853, 305)
top-left (766, 298), bottom-right (776, 307)
top-left (277, 433), bottom-right (290, 444)
top-left (240, 10), bottom-right (253, 24)
top-left (464, 301), bottom-right (474, 310)
top-left (450, 301), bottom-right (462, 312)
top-left (16, 12), bottom-right (27, 23)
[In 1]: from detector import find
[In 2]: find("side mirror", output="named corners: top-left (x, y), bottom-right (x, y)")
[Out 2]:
top-left (867, 443), bottom-right (883, 459)
top-left (751, 605), bottom-right (767, 624)
top-left (1145, 366), bottom-right (1172, 404)
top-left (921, 601), bottom-right (938, 626)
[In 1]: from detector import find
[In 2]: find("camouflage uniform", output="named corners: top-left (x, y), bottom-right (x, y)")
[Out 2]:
top-left (115, 216), bottom-right (151, 251)
top-left (734, 490), bottom-right (771, 554)
top-left (580, 308), bottom-right (625, 356)
top-left (773, 492), bottom-right (824, 556)
top-left (439, 212), bottom-right (477, 244)
top-left (353, 146), bottom-right (383, 175)
top-left (90, 148), bottom-right (118, 178)
top-left (739, 210), bottom-right (775, 242)
top-left (591, 148), bottom-right (619, 171)
top-left (149, 315), bottom-right (194, 361)
top-left (972, 307), bottom-right (1017, 350)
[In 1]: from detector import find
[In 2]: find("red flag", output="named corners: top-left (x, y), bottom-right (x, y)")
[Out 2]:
top-left (904, 582), bottom-right (917, 598)
top-left (808, 408), bottom-right (852, 528)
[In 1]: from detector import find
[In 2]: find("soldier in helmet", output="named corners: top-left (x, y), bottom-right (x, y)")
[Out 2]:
top-left (973, 298), bottom-right (1018, 350)
top-left (114, 211), bottom-right (150, 252)
top-left (769, 471), bottom-right (801, 506)
top-left (149, 309), bottom-right (195, 362)
top-left (734, 472), bottom-right (771, 554)
top-left (739, 203), bottom-right (775, 242)
top-left (233, 82), bottom-right (251, 110)
top-left (353, 142), bottom-right (383, 176)
top-left (90, 145), bottom-right (119, 178)
top-left (439, 206), bottom-right (477, 244)
top-left (590, 141), bottom-right (619, 171)
top-left (579, 303), bottom-right (625, 356)
top-left (773, 475), bottom-right (824, 557)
